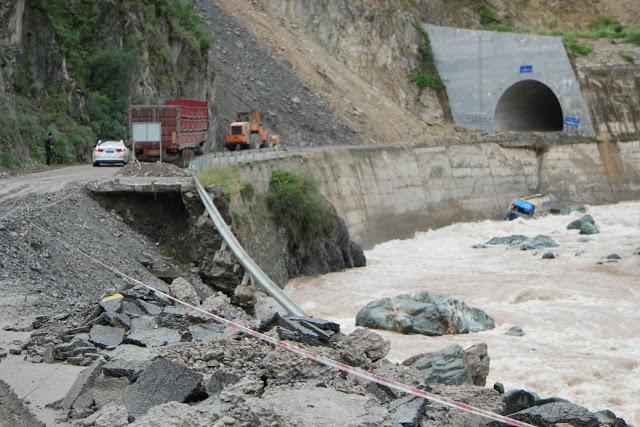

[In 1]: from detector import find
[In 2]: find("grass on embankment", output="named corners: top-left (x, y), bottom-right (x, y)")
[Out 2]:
top-left (266, 169), bottom-right (334, 241)
top-left (471, 9), bottom-right (640, 57)
top-left (198, 165), bottom-right (241, 201)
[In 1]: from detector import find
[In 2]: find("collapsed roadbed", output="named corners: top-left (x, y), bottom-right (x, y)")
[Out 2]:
top-left (0, 168), bottom-right (632, 426)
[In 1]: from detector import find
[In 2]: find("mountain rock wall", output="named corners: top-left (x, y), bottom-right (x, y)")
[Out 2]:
top-left (0, 1), bottom-right (215, 169)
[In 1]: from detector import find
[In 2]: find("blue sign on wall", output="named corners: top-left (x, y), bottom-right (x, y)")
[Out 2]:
top-left (564, 116), bottom-right (581, 128)
top-left (520, 65), bottom-right (533, 73)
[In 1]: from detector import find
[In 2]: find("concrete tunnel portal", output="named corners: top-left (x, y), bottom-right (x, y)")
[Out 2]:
top-left (494, 80), bottom-right (564, 132)
top-left (424, 24), bottom-right (595, 136)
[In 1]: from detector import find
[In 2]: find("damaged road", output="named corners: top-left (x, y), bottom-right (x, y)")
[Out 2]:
top-left (0, 379), bottom-right (44, 427)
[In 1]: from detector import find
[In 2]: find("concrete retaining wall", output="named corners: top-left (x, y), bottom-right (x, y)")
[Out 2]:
top-left (239, 141), bottom-right (640, 248)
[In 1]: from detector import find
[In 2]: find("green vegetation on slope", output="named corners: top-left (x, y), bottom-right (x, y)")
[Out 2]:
top-left (411, 27), bottom-right (444, 91)
top-left (550, 30), bottom-right (594, 56)
top-left (550, 15), bottom-right (638, 56)
top-left (626, 31), bottom-right (640, 46)
top-left (620, 52), bottom-right (636, 63)
top-left (199, 165), bottom-right (241, 202)
top-left (2, 0), bottom-right (210, 169)
top-left (266, 169), bottom-right (334, 241)
top-left (545, 16), bottom-right (639, 56)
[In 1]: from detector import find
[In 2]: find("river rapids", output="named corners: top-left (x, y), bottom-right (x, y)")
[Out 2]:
top-left (288, 201), bottom-right (640, 424)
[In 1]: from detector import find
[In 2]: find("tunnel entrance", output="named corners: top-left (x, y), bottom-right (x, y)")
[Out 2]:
top-left (494, 80), bottom-right (564, 132)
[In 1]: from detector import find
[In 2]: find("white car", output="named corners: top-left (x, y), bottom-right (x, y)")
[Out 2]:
top-left (92, 140), bottom-right (130, 166)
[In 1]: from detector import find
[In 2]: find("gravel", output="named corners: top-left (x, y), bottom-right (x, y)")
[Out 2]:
top-left (0, 190), bottom-right (181, 335)
top-left (118, 162), bottom-right (190, 177)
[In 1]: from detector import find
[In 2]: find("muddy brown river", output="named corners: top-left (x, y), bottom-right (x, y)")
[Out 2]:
top-left (288, 201), bottom-right (640, 425)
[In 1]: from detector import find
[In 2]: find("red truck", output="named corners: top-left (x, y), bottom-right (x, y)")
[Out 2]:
top-left (129, 99), bottom-right (208, 167)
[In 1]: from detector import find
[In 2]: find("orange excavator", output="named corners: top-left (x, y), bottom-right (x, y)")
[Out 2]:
top-left (225, 111), bottom-right (279, 151)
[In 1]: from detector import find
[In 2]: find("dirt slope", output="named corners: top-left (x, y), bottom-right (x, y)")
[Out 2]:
top-left (208, 0), bottom-right (451, 146)
top-left (195, 0), bottom-right (360, 148)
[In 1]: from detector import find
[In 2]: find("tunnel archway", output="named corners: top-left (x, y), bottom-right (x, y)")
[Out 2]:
top-left (494, 80), bottom-right (564, 132)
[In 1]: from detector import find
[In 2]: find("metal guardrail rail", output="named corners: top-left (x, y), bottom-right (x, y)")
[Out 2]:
top-left (189, 149), bottom-right (305, 316)
top-left (190, 147), bottom-right (291, 170)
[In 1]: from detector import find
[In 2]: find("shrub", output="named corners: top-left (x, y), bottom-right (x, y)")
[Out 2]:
top-left (411, 74), bottom-right (443, 90)
top-left (266, 169), bottom-right (334, 241)
top-left (620, 52), bottom-right (635, 63)
top-left (480, 8), bottom-right (502, 26)
top-left (494, 24), bottom-right (515, 33)
top-left (585, 15), bottom-right (626, 38)
top-left (412, 27), bottom-right (444, 92)
top-left (626, 31), bottom-right (640, 46)
top-left (199, 165), bottom-right (241, 201)
top-left (232, 211), bottom-right (248, 228)
top-left (553, 31), bottom-right (593, 56)
top-left (0, 149), bottom-right (23, 170)
top-left (165, 0), bottom-right (212, 54)
top-left (240, 182), bottom-right (255, 200)
top-left (87, 50), bottom-right (138, 98)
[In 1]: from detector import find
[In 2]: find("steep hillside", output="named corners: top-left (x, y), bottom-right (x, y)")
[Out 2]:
top-left (193, 0), bottom-right (361, 148)
top-left (2, 0), bottom-right (639, 172)
top-left (0, 0), bottom-right (214, 171)
top-left (209, 0), bottom-right (454, 147)
top-left (240, 0), bottom-right (640, 140)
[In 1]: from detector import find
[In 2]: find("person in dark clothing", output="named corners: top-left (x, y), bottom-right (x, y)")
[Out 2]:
top-left (44, 133), bottom-right (53, 166)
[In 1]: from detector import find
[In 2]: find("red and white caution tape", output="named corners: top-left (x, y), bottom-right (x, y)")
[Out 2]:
top-left (29, 223), bottom-right (533, 427)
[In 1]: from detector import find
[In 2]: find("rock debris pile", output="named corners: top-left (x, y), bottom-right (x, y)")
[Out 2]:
top-left (19, 277), bottom-right (252, 366)
top-left (117, 162), bottom-right (191, 178)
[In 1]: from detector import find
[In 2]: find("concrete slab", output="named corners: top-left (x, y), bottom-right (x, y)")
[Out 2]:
top-left (0, 352), bottom-right (84, 426)
top-left (88, 177), bottom-right (193, 195)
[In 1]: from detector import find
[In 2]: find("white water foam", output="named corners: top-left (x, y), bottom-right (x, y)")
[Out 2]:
top-left (287, 201), bottom-right (640, 424)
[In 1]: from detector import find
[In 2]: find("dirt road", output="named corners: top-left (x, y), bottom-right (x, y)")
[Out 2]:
top-left (0, 165), bottom-right (119, 203)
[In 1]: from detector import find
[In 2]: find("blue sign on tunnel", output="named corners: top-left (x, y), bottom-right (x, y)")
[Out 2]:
top-left (520, 65), bottom-right (533, 73)
top-left (564, 116), bottom-right (581, 128)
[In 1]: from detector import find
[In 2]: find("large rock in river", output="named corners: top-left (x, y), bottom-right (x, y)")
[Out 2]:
top-left (567, 214), bottom-right (600, 235)
top-left (355, 292), bottom-right (495, 336)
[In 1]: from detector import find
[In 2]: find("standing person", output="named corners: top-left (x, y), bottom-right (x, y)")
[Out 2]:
top-left (44, 133), bottom-right (53, 166)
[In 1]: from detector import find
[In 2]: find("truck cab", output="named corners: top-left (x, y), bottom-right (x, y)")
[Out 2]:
top-left (506, 194), bottom-right (552, 221)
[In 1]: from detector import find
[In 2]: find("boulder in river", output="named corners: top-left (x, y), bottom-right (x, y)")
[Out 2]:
top-left (567, 214), bottom-right (600, 235)
top-left (486, 235), bottom-right (528, 246)
top-left (355, 292), bottom-right (495, 336)
top-left (506, 326), bottom-right (525, 337)
top-left (519, 235), bottom-right (558, 251)
top-left (484, 234), bottom-right (558, 250)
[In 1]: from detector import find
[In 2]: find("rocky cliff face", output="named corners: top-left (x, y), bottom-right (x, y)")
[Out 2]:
top-left (576, 41), bottom-right (640, 142)
top-left (0, 1), bottom-right (215, 170)
top-left (181, 185), bottom-right (365, 289)
top-left (254, 0), bottom-right (446, 124)
top-left (250, 0), bottom-right (640, 143)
